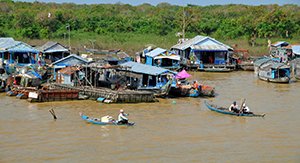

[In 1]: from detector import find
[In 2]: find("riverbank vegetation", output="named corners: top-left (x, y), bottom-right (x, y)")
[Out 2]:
top-left (1, 1), bottom-right (299, 55)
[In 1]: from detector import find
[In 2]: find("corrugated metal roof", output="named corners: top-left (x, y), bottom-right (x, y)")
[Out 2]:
top-left (292, 45), bottom-right (300, 55)
top-left (8, 42), bottom-right (39, 53)
top-left (272, 41), bottom-right (289, 47)
top-left (38, 41), bottom-right (69, 53)
top-left (52, 54), bottom-right (89, 65)
top-left (192, 44), bottom-right (228, 51)
top-left (254, 58), bottom-right (289, 69)
top-left (171, 35), bottom-right (206, 50)
top-left (145, 47), bottom-right (166, 57)
top-left (0, 37), bottom-right (18, 51)
top-left (58, 66), bottom-right (80, 75)
top-left (117, 51), bottom-right (129, 58)
top-left (171, 35), bottom-right (232, 51)
top-left (254, 58), bottom-right (272, 67)
top-left (0, 37), bottom-right (39, 53)
top-left (271, 62), bottom-right (290, 69)
top-left (120, 61), bottom-right (172, 75)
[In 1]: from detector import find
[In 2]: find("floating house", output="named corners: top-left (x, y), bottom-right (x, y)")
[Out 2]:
top-left (254, 58), bottom-right (290, 83)
top-left (171, 35), bottom-right (234, 70)
top-left (51, 54), bottom-right (90, 80)
top-left (145, 47), bottom-right (180, 69)
top-left (119, 61), bottom-right (176, 96)
top-left (0, 37), bottom-right (39, 67)
top-left (268, 41), bottom-right (300, 62)
top-left (38, 41), bottom-right (70, 64)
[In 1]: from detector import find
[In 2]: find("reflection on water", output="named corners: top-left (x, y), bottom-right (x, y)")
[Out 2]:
top-left (1, 72), bottom-right (300, 162)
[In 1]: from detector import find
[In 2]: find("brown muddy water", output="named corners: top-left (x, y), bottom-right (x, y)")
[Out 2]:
top-left (1, 72), bottom-right (300, 162)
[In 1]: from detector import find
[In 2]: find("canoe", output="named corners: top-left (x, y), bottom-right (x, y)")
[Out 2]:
top-left (204, 101), bottom-right (265, 117)
top-left (79, 112), bottom-right (135, 126)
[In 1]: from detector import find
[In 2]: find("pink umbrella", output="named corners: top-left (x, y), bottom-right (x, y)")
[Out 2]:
top-left (175, 70), bottom-right (191, 79)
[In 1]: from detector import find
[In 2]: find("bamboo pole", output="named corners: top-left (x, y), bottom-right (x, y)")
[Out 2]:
top-left (49, 108), bottom-right (57, 120)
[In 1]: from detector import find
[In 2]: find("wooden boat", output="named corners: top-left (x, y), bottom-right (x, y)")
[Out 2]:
top-left (79, 112), bottom-right (135, 126)
top-left (170, 82), bottom-right (215, 97)
top-left (254, 58), bottom-right (290, 83)
top-left (204, 101), bottom-right (265, 117)
top-left (239, 63), bottom-right (254, 71)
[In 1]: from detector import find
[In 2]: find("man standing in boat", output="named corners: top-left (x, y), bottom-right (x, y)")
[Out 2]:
top-left (118, 109), bottom-right (129, 124)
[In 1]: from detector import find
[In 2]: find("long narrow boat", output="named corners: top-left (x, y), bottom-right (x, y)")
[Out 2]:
top-left (204, 101), bottom-right (265, 117)
top-left (79, 112), bottom-right (135, 126)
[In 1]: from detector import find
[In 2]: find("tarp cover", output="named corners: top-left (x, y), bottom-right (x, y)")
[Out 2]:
top-left (175, 70), bottom-right (191, 79)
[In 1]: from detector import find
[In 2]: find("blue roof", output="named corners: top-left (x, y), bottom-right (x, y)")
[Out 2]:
top-left (52, 54), bottom-right (89, 66)
top-left (0, 37), bottom-right (39, 53)
top-left (292, 45), bottom-right (300, 55)
top-left (8, 42), bottom-right (39, 53)
top-left (120, 61), bottom-right (174, 75)
top-left (0, 38), bottom-right (18, 52)
top-left (145, 48), bottom-right (166, 57)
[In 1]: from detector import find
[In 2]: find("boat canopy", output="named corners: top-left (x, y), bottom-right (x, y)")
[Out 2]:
top-left (271, 62), bottom-right (290, 69)
top-left (292, 45), bottom-right (300, 55)
top-left (175, 70), bottom-right (191, 79)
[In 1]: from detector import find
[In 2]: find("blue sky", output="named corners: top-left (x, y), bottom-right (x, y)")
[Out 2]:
top-left (16, 0), bottom-right (300, 6)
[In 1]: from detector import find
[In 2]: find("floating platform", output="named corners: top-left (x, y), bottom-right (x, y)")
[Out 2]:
top-left (28, 89), bottom-right (79, 102)
top-left (50, 83), bottom-right (156, 103)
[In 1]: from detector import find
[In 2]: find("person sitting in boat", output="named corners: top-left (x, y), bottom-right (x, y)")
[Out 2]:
top-left (118, 109), bottom-right (129, 124)
top-left (176, 80), bottom-right (182, 88)
top-left (229, 101), bottom-right (239, 113)
top-left (192, 80), bottom-right (199, 90)
top-left (242, 103), bottom-right (253, 114)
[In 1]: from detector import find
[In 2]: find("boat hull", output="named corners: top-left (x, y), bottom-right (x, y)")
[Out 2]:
top-left (258, 76), bottom-right (290, 83)
top-left (204, 101), bottom-right (265, 117)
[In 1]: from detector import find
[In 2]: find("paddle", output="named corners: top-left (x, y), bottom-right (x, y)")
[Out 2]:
top-left (238, 98), bottom-right (246, 115)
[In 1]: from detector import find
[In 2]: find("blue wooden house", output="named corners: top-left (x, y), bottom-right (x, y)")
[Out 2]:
top-left (52, 54), bottom-right (90, 80)
top-left (171, 35), bottom-right (233, 69)
top-left (119, 61), bottom-right (176, 96)
top-left (145, 47), bottom-right (180, 69)
top-left (0, 38), bottom-right (39, 67)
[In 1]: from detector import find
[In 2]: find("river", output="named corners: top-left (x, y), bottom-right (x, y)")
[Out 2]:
top-left (1, 71), bottom-right (299, 162)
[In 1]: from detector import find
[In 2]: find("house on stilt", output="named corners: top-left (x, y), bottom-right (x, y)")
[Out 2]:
top-left (171, 35), bottom-right (234, 71)
top-left (38, 41), bottom-right (70, 64)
